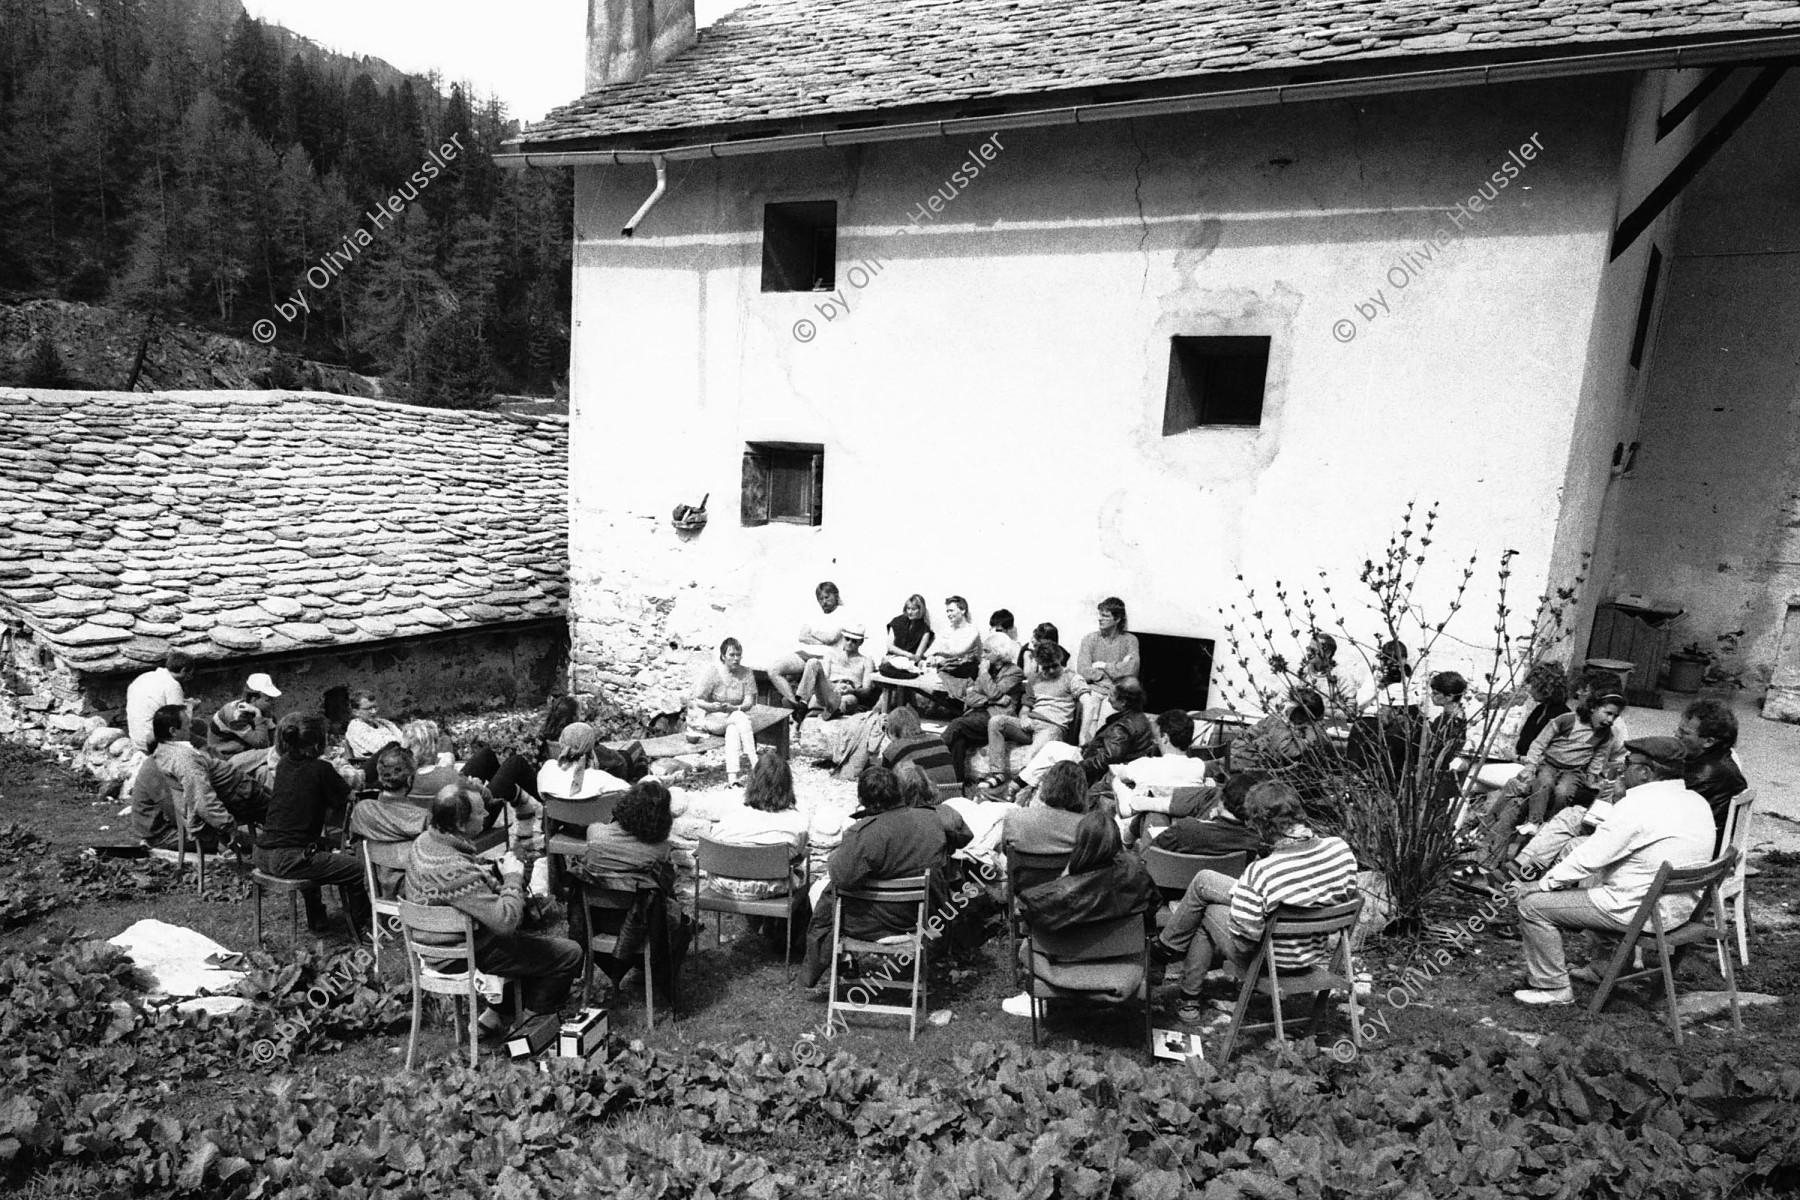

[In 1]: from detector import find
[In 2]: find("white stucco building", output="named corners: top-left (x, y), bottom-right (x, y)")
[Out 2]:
top-left (508, 0), bottom-right (1800, 719)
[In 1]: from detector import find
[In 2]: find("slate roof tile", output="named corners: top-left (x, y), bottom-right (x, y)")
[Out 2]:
top-left (0, 388), bottom-right (568, 675)
top-left (516, 0), bottom-right (1800, 148)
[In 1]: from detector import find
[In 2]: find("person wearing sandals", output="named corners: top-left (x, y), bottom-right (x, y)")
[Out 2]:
top-left (1150, 782), bottom-right (1358, 1025)
top-left (687, 637), bottom-right (759, 785)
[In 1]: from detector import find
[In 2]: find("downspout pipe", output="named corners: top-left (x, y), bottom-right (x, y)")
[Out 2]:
top-left (620, 154), bottom-right (667, 237)
top-left (498, 34), bottom-right (1800, 170)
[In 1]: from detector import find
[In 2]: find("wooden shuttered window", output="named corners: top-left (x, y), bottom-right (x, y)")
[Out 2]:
top-left (741, 443), bottom-right (823, 527)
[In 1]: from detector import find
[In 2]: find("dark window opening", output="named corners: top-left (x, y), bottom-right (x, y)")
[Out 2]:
top-left (1163, 336), bottom-right (1270, 433)
top-left (1135, 632), bottom-right (1216, 714)
top-left (761, 202), bottom-right (837, 292)
top-left (1629, 244), bottom-right (1662, 369)
top-left (741, 442), bottom-right (824, 526)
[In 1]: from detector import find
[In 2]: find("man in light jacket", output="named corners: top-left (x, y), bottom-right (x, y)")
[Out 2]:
top-left (1513, 736), bottom-right (1716, 1007)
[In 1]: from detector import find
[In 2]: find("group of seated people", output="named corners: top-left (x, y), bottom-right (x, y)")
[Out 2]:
top-left (122, 621), bottom-right (1756, 1049)
top-left (744, 583), bottom-right (1145, 746)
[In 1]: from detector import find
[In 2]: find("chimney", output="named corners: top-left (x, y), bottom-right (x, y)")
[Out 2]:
top-left (587, 0), bottom-right (697, 90)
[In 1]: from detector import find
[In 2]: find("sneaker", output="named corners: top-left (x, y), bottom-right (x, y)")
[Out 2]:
top-left (1000, 992), bottom-right (1041, 1019)
top-left (1511, 986), bottom-right (1575, 1006)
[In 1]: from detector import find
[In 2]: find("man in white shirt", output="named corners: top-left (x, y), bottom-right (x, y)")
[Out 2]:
top-left (768, 581), bottom-right (853, 707)
top-left (1113, 710), bottom-right (1213, 825)
top-left (126, 649), bottom-right (195, 752)
top-left (1513, 736), bottom-right (1717, 1006)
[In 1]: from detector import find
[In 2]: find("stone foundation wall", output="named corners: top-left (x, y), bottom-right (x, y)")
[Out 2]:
top-left (83, 622), bottom-right (572, 732)
top-left (567, 511), bottom-right (732, 724)
top-left (1, 621), bottom-right (573, 782)
top-left (1, 622), bottom-right (106, 747)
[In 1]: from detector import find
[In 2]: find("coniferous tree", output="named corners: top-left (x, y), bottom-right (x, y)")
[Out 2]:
top-left (223, 13), bottom-right (282, 143)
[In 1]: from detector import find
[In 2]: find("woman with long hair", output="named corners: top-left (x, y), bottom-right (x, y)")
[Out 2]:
top-left (709, 753), bottom-right (808, 902)
top-left (1003, 810), bottom-right (1159, 1018)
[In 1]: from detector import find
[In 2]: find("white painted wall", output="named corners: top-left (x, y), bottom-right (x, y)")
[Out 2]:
top-left (566, 77), bottom-right (1638, 711)
top-left (1607, 71), bottom-right (1800, 696)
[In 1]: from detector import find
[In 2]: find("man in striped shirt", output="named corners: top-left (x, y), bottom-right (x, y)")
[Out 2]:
top-left (1151, 782), bottom-right (1359, 1025)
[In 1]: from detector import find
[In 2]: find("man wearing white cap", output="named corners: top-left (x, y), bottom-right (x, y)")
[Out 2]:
top-left (793, 623), bottom-right (877, 729)
top-left (209, 672), bottom-right (282, 757)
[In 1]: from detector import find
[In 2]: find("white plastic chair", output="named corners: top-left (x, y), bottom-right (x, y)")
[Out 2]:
top-left (1718, 789), bottom-right (1758, 971)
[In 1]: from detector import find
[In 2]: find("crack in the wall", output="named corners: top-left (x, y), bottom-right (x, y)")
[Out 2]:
top-left (1129, 119), bottom-right (1151, 296)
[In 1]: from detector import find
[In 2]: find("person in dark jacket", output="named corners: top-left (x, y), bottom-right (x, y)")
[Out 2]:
top-left (254, 714), bottom-right (369, 931)
top-left (1677, 699), bottom-right (1748, 849)
top-left (803, 767), bottom-right (955, 987)
top-left (940, 648), bottom-right (1025, 783)
top-left (1515, 662), bottom-right (1572, 758)
top-left (1004, 811), bottom-right (1159, 1017)
top-left (1079, 678), bottom-right (1160, 785)
top-left (1150, 771), bottom-right (1268, 858)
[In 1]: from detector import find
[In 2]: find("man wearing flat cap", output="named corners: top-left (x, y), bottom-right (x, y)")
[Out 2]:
top-left (1513, 735), bottom-right (1715, 1006)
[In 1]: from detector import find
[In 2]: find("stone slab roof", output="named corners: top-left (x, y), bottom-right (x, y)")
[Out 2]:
top-left (0, 389), bottom-right (568, 676)
top-left (519, 0), bottom-right (1800, 149)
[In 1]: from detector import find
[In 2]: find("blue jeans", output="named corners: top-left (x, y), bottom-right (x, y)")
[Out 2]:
top-left (1159, 869), bottom-right (1256, 995)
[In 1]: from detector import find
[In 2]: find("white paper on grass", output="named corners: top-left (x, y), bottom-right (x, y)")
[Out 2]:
top-left (108, 918), bottom-right (248, 999)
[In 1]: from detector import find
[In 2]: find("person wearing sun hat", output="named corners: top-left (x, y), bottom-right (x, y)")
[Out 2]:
top-left (208, 671), bottom-right (283, 756)
top-left (1512, 734), bottom-right (1715, 1007)
top-left (792, 620), bottom-right (877, 729)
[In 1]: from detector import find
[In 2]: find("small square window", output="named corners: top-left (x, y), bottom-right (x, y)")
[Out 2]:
top-left (1163, 335), bottom-right (1270, 434)
top-left (761, 202), bottom-right (837, 293)
top-left (742, 442), bottom-right (823, 526)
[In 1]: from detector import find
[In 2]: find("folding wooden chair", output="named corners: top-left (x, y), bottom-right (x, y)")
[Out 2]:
top-left (576, 873), bottom-right (661, 1029)
top-left (1004, 847), bottom-right (1071, 985)
top-left (1718, 789), bottom-right (1758, 970)
top-left (827, 873), bottom-right (931, 1041)
top-left (1022, 911), bottom-right (1155, 1055)
top-left (1218, 897), bottom-right (1364, 1064)
top-left (395, 900), bottom-right (517, 1069)
top-left (693, 836), bottom-right (810, 979)
top-left (1589, 850), bottom-right (1741, 1047)
top-left (1141, 846), bottom-right (1248, 931)
top-left (542, 792), bottom-right (625, 895)
top-left (360, 838), bottom-right (412, 971)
